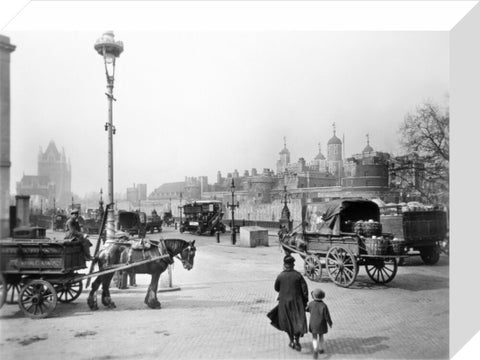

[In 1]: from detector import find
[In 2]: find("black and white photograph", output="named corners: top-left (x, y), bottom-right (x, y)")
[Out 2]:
top-left (0, 1), bottom-right (479, 359)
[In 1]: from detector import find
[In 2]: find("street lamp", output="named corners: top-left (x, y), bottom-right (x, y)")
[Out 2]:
top-left (280, 185), bottom-right (292, 231)
top-left (227, 178), bottom-right (239, 245)
top-left (177, 192), bottom-right (183, 230)
top-left (94, 31), bottom-right (124, 243)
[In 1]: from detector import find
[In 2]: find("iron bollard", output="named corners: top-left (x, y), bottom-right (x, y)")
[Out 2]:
top-left (216, 231), bottom-right (220, 243)
top-left (175, 222), bottom-right (177, 230)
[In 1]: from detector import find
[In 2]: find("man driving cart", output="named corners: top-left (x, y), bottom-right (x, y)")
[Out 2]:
top-left (65, 208), bottom-right (94, 261)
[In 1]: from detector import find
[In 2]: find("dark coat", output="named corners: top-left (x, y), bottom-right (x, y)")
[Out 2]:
top-left (65, 217), bottom-right (91, 247)
top-left (65, 217), bottom-right (83, 239)
top-left (274, 268), bottom-right (309, 337)
top-left (306, 299), bottom-right (332, 335)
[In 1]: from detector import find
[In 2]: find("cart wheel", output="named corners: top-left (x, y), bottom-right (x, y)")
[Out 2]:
top-left (19, 280), bottom-right (57, 319)
top-left (0, 273), bottom-right (6, 308)
top-left (365, 258), bottom-right (398, 284)
top-left (326, 246), bottom-right (358, 288)
top-left (420, 246), bottom-right (440, 265)
top-left (6, 282), bottom-right (23, 304)
top-left (54, 281), bottom-right (83, 303)
top-left (304, 255), bottom-right (322, 282)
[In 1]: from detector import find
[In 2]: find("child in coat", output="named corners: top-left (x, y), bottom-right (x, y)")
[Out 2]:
top-left (306, 288), bottom-right (333, 358)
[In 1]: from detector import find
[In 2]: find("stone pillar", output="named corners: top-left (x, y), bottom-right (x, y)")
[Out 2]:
top-left (0, 35), bottom-right (16, 238)
top-left (15, 195), bottom-right (30, 228)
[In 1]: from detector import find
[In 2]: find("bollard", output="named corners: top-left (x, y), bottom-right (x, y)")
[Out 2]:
top-left (216, 231), bottom-right (220, 243)
top-left (175, 222), bottom-right (177, 230)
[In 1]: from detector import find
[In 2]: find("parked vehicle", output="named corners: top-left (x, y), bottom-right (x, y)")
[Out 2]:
top-left (117, 210), bottom-right (146, 237)
top-left (180, 200), bottom-right (226, 235)
top-left (162, 210), bottom-right (175, 226)
top-left (381, 207), bottom-right (448, 265)
top-left (53, 213), bottom-right (68, 231)
top-left (146, 210), bottom-right (163, 233)
top-left (279, 199), bottom-right (406, 288)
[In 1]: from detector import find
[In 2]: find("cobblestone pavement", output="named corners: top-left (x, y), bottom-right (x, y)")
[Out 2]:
top-left (0, 227), bottom-right (449, 360)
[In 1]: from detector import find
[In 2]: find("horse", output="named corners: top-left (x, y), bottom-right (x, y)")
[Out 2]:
top-left (87, 238), bottom-right (196, 310)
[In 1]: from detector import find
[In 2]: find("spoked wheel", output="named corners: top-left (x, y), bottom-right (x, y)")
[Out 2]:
top-left (365, 258), bottom-right (398, 284)
top-left (420, 246), bottom-right (441, 265)
top-left (304, 255), bottom-right (322, 282)
top-left (326, 246), bottom-right (358, 288)
top-left (19, 280), bottom-right (58, 319)
top-left (0, 273), bottom-right (6, 308)
top-left (54, 281), bottom-right (83, 303)
top-left (6, 282), bottom-right (23, 304)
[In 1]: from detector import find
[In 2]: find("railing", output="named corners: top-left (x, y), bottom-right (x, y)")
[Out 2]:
top-left (173, 217), bottom-right (301, 231)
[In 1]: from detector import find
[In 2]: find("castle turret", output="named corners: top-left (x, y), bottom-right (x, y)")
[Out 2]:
top-left (327, 123), bottom-right (343, 181)
top-left (276, 136), bottom-right (291, 174)
top-left (362, 134), bottom-right (374, 154)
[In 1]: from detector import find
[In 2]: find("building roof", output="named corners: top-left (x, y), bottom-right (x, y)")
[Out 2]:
top-left (314, 143), bottom-right (326, 160)
top-left (279, 136), bottom-right (290, 155)
top-left (152, 182), bottom-right (185, 193)
top-left (327, 134), bottom-right (342, 145)
top-left (19, 175), bottom-right (51, 186)
top-left (362, 144), bottom-right (374, 153)
top-left (362, 135), bottom-right (374, 153)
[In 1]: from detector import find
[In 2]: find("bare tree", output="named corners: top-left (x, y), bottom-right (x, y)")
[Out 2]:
top-left (393, 99), bottom-right (449, 205)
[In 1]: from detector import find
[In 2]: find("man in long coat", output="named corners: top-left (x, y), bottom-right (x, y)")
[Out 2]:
top-left (274, 255), bottom-right (309, 351)
top-left (65, 209), bottom-right (93, 260)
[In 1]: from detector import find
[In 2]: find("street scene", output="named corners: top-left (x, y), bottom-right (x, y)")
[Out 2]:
top-left (0, 227), bottom-right (449, 360)
top-left (0, 3), bottom-right (460, 360)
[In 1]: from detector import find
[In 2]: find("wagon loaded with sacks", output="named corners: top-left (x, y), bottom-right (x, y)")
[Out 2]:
top-left (279, 199), bottom-right (407, 288)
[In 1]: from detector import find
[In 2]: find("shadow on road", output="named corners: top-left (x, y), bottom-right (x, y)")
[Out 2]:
top-left (324, 336), bottom-right (390, 355)
top-left (391, 273), bottom-right (448, 291)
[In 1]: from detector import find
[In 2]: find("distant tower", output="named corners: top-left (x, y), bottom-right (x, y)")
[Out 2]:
top-left (363, 134), bottom-right (374, 154)
top-left (38, 140), bottom-right (72, 207)
top-left (327, 122), bottom-right (343, 179)
top-left (276, 136), bottom-right (291, 174)
top-left (313, 142), bottom-right (327, 172)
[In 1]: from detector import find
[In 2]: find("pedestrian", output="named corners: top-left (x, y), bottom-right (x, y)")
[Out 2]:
top-left (273, 255), bottom-right (309, 351)
top-left (306, 288), bottom-right (333, 358)
top-left (65, 209), bottom-right (94, 261)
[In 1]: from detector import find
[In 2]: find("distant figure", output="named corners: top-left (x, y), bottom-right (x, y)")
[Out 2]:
top-left (306, 288), bottom-right (333, 358)
top-left (65, 209), bottom-right (93, 261)
top-left (274, 255), bottom-right (309, 351)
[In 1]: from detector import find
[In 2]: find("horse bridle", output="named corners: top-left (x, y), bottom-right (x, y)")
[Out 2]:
top-left (176, 243), bottom-right (195, 268)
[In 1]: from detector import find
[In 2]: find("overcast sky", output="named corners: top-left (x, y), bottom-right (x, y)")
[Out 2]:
top-left (5, 29), bottom-right (448, 197)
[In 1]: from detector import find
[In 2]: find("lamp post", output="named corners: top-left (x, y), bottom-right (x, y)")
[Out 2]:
top-left (227, 178), bottom-right (239, 245)
top-left (280, 185), bottom-right (292, 231)
top-left (177, 192), bottom-right (183, 230)
top-left (94, 31), bottom-right (124, 243)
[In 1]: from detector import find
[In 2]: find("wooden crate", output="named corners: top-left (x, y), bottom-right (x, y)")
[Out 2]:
top-left (306, 235), bottom-right (360, 255)
top-left (0, 240), bottom-right (85, 274)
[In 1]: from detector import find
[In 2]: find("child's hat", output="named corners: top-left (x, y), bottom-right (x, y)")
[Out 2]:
top-left (283, 255), bottom-right (295, 264)
top-left (311, 288), bottom-right (325, 300)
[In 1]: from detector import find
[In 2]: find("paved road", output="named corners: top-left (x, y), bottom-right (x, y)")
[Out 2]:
top-left (0, 227), bottom-right (449, 359)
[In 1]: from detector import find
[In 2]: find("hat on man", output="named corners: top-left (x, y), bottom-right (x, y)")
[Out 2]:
top-left (70, 209), bottom-right (79, 215)
top-left (283, 255), bottom-right (295, 265)
top-left (311, 288), bottom-right (325, 301)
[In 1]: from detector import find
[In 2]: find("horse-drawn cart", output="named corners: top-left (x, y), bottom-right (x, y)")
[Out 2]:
top-left (0, 229), bottom-right (170, 318)
top-left (279, 199), bottom-right (407, 288)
